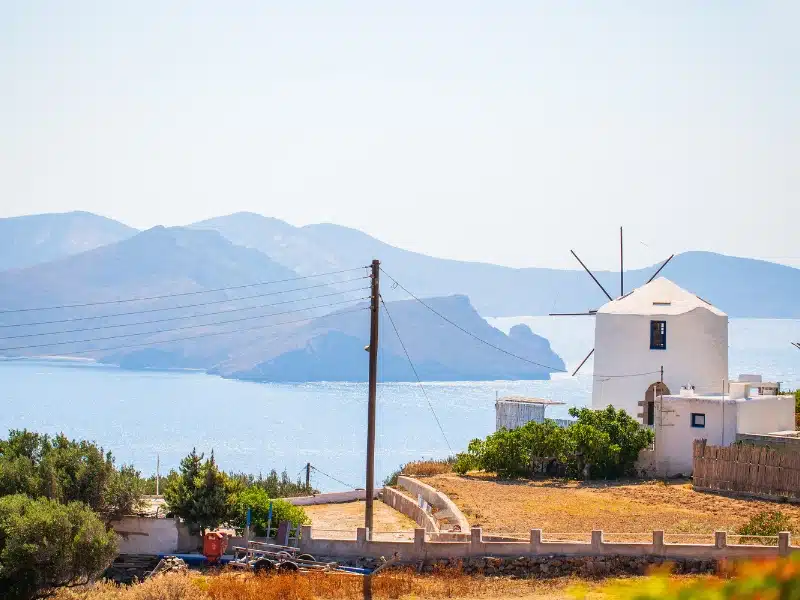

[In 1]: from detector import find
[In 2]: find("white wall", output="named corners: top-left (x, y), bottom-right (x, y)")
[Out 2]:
top-left (112, 517), bottom-right (180, 554)
top-left (655, 396), bottom-right (737, 477)
top-left (737, 395), bottom-right (796, 434)
top-left (592, 309), bottom-right (728, 418)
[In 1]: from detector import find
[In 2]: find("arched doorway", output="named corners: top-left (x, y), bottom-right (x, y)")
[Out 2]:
top-left (643, 382), bottom-right (670, 426)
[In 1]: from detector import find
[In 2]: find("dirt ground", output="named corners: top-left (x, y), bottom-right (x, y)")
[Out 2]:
top-left (426, 473), bottom-right (800, 537)
top-left (304, 500), bottom-right (418, 539)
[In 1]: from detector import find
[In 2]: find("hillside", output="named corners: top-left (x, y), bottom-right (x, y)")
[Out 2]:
top-left (192, 212), bottom-right (800, 318)
top-left (0, 227), bottom-right (348, 366)
top-left (211, 295), bottom-right (564, 382)
top-left (0, 211), bottom-right (136, 271)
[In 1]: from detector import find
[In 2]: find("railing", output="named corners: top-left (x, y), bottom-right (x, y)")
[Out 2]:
top-left (298, 526), bottom-right (795, 561)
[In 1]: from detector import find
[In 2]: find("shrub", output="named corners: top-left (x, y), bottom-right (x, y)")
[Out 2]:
top-left (0, 430), bottom-right (145, 521)
top-left (383, 469), bottom-right (400, 487)
top-left (453, 407), bottom-right (654, 480)
top-left (229, 487), bottom-right (308, 537)
top-left (227, 470), bottom-right (316, 498)
top-left (400, 459), bottom-right (454, 478)
top-left (0, 494), bottom-right (117, 600)
top-left (737, 510), bottom-right (795, 539)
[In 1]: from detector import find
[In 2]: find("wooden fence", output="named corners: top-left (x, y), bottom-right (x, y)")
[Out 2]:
top-left (693, 439), bottom-right (800, 500)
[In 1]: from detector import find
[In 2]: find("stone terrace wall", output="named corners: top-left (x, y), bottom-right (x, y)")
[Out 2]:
top-left (381, 486), bottom-right (439, 532)
top-left (397, 476), bottom-right (470, 533)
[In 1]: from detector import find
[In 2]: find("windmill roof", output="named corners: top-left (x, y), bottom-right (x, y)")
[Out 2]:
top-left (597, 277), bottom-right (726, 317)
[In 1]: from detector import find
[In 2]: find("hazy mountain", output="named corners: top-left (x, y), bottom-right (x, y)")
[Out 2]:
top-left (193, 213), bottom-right (800, 318)
top-left (0, 226), bottom-right (346, 361)
top-left (0, 211), bottom-right (136, 271)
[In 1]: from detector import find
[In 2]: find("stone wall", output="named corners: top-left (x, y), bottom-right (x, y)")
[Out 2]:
top-left (103, 554), bottom-right (161, 584)
top-left (299, 526), bottom-right (794, 562)
top-left (381, 486), bottom-right (439, 532)
top-left (397, 476), bottom-right (470, 533)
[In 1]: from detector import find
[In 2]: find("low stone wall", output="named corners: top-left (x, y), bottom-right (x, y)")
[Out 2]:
top-left (298, 526), bottom-right (795, 562)
top-left (397, 476), bottom-right (470, 533)
top-left (283, 489), bottom-right (382, 506)
top-left (382, 486), bottom-right (439, 532)
top-left (327, 554), bottom-right (718, 578)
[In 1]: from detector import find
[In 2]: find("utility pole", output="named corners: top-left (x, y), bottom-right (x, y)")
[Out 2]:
top-left (156, 453), bottom-right (160, 496)
top-left (365, 259), bottom-right (380, 539)
top-left (620, 226), bottom-right (624, 298)
top-left (305, 462), bottom-right (311, 490)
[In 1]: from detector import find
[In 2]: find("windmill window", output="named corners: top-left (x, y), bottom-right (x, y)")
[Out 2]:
top-left (691, 413), bottom-right (706, 428)
top-left (650, 320), bottom-right (667, 350)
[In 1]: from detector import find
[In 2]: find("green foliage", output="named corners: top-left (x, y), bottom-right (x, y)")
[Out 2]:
top-left (163, 449), bottom-right (232, 534)
top-left (229, 487), bottom-right (308, 537)
top-left (737, 510), bottom-right (795, 538)
top-left (0, 494), bottom-right (117, 600)
top-left (383, 469), bottom-right (400, 487)
top-left (227, 469), bottom-right (317, 498)
top-left (458, 406), bottom-right (654, 480)
top-left (0, 429), bottom-right (144, 520)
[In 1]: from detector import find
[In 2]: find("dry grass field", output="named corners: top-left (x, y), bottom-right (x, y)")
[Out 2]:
top-left (426, 473), bottom-right (800, 537)
top-left (52, 570), bottom-right (650, 600)
top-left (304, 500), bottom-right (418, 539)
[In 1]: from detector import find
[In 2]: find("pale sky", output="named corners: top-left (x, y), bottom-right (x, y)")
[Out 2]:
top-left (2, 1), bottom-right (798, 269)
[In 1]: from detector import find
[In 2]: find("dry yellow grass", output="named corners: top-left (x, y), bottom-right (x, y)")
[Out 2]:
top-left (52, 570), bottom-right (634, 600)
top-left (304, 500), bottom-right (417, 539)
top-left (426, 473), bottom-right (800, 536)
top-left (401, 459), bottom-right (454, 478)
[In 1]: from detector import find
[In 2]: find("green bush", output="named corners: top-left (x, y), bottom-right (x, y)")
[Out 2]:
top-left (0, 494), bottom-right (117, 600)
top-left (0, 429), bottom-right (144, 520)
top-left (455, 406), bottom-right (653, 480)
top-left (737, 510), bottom-right (795, 538)
top-left (229, 487), bottom-right (308, 537)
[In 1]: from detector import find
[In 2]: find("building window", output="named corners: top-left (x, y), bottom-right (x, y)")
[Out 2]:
top-left (691, 413), bottom-right (705, 428)
top-left (646, 401), bottom-right (655, 426)
top-left (650, 320), bottom-right (666, 350)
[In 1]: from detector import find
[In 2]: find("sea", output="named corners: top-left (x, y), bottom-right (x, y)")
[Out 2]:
top-left (1, 317), bottom-right (798, 491)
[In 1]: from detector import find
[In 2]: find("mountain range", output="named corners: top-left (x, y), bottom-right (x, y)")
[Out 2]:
top-left (0, 210), bottom-right (798, 381)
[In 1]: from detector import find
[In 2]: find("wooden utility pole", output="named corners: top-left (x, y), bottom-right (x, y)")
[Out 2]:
top-left (305, 462), bottom-right (311, 489)
top-left (619, 227), bottom-right (624, 297)
top-left (365, 259), bottom-right (380, 539)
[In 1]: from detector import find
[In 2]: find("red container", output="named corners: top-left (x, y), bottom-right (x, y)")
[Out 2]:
top-left (203, 531), bottom-right (227, 563)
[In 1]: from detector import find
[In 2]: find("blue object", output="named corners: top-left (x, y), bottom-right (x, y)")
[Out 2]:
top-left (157, 553), bottom-right (234, 566)
top-left (266, 501), bottom-right (273, 537)
top-left (337, 566), bottom-right (374, 575)
top-left (246, 507), bottom-right (251, 530)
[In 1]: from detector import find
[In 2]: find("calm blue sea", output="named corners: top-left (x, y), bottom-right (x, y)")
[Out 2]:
top-left (1, 317), bottom-right (798, 490)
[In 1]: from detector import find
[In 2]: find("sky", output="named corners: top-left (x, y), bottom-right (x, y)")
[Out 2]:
top-left (1, 1), bottom-right (798, 270)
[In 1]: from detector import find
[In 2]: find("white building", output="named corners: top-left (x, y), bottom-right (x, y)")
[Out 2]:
top-left (495, 396), bottom-right (568, 431)
top-left (590, 277), bottom-right (794, 477)
top-left (650, 379), bottom-right (795, 476)
top-left (592, 277), bottom-right (729, 417)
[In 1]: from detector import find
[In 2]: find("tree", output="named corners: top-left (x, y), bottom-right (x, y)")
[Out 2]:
top-left (164, 449), bottom-right (231, 534)
top-left (0, 494), bottom-right (117, 600)
top-left (229, 487), bottom-right (308, 537)
top-left (0, 430), bottom-right (144, 521)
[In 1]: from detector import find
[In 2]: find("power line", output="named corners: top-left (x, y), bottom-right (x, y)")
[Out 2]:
top-left (0, 266), bottom-right (368, 314)
top-left (0, 277), bottom-right (368, 329)
top-left (18, 306), bottom-right (369, 357)
top-left (380, 296), bottom-right (452, 453)
top-left (0, 286), bottom-right (369, 341)
top-left (379, 268), bottom-right (568, 373)
top-left (0, 298), bottom-right (369, 352)
top-left (309, 465), bottom-right (358, 490)
top-left (380, 268), bottom-right (664, 380)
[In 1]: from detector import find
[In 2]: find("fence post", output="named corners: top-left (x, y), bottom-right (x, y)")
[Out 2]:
top-left (299, 525), bottom-right (312, 552)
top-left (591, 530), bottom-right (603, 552)
top-left (357, 527), bottom-right (368, 549)
top-left (414, 528), bottom-right (425, 552)
top-left (530, 529), bottom-right (542, 554)
top-left (714, 531), bottom-right (727, 549)
top-left (470, 527), bottom-right (483, 552)
top-left (779, 531), bottom-right (790, 556)
top-left (652, 531), bottom-right (664, 553)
